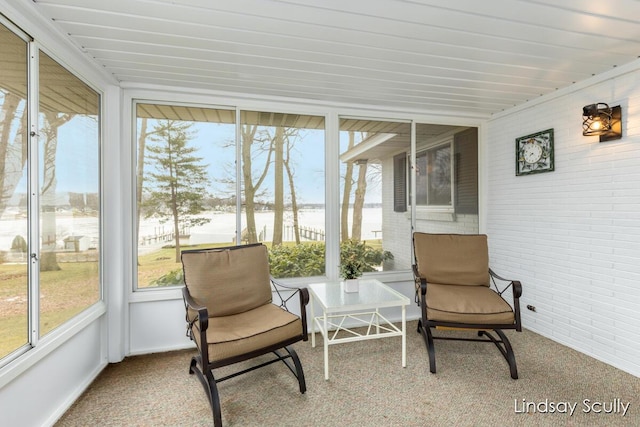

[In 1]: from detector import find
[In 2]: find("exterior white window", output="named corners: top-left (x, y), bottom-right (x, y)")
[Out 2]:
top-left (0, 20), bottom-right (102, 365)
top-left (415, 141), bottom-right (453, 210)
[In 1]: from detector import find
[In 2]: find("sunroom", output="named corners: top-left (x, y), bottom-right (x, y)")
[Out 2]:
top-left (1, 1), bottom-right (639, 425)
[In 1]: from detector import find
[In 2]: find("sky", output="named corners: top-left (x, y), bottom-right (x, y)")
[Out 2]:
top-left (9, 113), bottom-right (381, 205)
top-left (140, 120), bottom-right (381, 205)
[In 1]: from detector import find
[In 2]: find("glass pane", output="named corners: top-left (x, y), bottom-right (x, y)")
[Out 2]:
top-left (427, 145), bottom-right (452, 205)
top-left (38, 52), bottom-right (100, 335)
top-left (416, 144), bottom-right (451, 206)
top-left (339, 119), bottom-right (409, 272)
top-left (0, 23), bottom-right (29, 359)
top-left (240, 110), bottom-right (325, 279)
top-left (136, 103), bottom-right (236, 288)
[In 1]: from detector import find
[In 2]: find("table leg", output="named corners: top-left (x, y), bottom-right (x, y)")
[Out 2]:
top-left (310, 294), bottom-right (316, 348)
top-left (323, 309), bottom-right (329, 380)
top-left (401, 305), bottom-right (407, 368)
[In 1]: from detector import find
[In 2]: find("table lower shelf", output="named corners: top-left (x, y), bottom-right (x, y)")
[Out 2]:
top-left (312, 311), bottom-right (403, 344)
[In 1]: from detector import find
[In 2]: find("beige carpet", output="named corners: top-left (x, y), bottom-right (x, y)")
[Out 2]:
top-left (56, 321), bottom-right (640, 426)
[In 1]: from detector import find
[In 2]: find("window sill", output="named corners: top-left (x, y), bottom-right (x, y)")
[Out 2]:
top-left (408, 210), bottom-right (456, 222)
top-left (0, 301), bottom-right (107, 388)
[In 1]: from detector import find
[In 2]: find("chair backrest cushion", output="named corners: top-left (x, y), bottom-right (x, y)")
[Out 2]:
top-left (182, 244), bottom-right (273, 317)
top-left (413, 233), bottom-right (490, 286)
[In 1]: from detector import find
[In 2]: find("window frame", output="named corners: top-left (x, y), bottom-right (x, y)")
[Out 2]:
top-left (0, 22), bottom-right (104, 368)
top-left (413, 138), bottom-right (455, 214)
top-left (132, 101), bottom-right (330, 289)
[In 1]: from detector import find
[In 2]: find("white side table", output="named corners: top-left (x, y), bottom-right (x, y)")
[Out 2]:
top-left (308, 279), bottom-right (410, 380)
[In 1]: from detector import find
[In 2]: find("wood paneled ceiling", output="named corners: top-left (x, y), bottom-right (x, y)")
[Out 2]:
top-left (30, 0), bottom-right (640, 117)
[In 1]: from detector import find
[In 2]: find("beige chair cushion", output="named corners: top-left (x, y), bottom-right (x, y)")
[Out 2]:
top-left (414, 233), bottom-right (490, 286)
top-left (192, 303), bottom-right (303, 363)
top-left (423, 283), bottom-right (515, 324)
top-left (182, 244), bottom-right (272, 317)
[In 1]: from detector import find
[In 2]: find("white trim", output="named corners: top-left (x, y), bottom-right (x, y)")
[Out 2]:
top-left (0, 0), bottom-right (116, 87)
top-left (0, 302), bottom-right (106, 389)
top-left (325, 111), bottom-right (340, 281)
top-left (129, 287), bottom-right (182, 303)
top-left (477, 122), bottom-right (489, 233)
top-left (27, 38), bottom-right (40, 349)
top-left (122, 82), bottom-right (491, 123)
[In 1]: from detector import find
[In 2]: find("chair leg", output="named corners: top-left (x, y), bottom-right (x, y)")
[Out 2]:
top-left (417, 319), bottom-right (437, 374)
top-left (189, 356), bottom-right (223, 426)
top-left (285, 346), bottom-right (307, 394)
top-left (479, 329), bottom-right (519, 380)
top-left (425, 326), bottom-right (436, 374)
top-left (494, 329), bottom-right (519, 379)
top-left (205, 370), bottom-right (223, 427)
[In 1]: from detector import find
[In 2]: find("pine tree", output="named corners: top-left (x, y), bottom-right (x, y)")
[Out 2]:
top-left (143, 119), bottom-right (211, 262)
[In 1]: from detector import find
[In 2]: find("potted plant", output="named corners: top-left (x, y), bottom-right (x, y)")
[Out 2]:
top-left (340, 256), bottom-right (363, 293)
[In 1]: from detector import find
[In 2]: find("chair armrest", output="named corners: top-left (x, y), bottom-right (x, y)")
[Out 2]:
top-left (489, 268), bottom-right (522, 300)
top-left (270, 277), bottom-right (309, 306)
top-left (270, 277), bottom-right (310, 340)
top-left (489, 269), bottom-right (523, 331)
top-left (412, 264), bottom-right (428, 307)
top-left (182, 286), bottom-right (208, 332)
top-left (412, 264), bottom-right (427, 295)
top-left (511, 280), bottom-right (522, 299)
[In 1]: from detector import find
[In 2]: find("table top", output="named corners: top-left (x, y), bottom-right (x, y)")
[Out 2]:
top-left (308, 279), bottom-right (410, 313)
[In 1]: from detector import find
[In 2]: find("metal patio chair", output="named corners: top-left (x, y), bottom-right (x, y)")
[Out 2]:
top-left (181, 243), bottom-right (309, 426)
top-left (412, 232), bottom-right (522, 379)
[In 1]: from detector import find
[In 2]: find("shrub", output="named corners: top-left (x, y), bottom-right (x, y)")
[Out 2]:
top-left (268, 242), bottom-right (326, 278)
top-left (268, 240), bottom-right (393, 278)
top-left (151, 268), bottom-right (184, 286)
top-left (11, 235), bottom-right (27, 253)
top-left (339, 239), bottom-right (393, 274)
top-left (150, 240), bottom-right (394, 284)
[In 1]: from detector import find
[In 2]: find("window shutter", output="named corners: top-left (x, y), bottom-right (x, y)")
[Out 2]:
top-left (393, 153), bottom-right (407, 212)
top-left (454, 128), bottom-right (478, 214)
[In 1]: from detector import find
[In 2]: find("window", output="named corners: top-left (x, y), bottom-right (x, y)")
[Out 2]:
top-left (135, 103), bottom-right (236, 288)
top-left (339, 118), bottom-right (410, 273)
top-left (135, 105), bottom-right (326, 287)
top-left (240, 111), bottom-right (325, 279)
top-left (0, 20), bottom-right (101, 364)
top-left (416, 142), bottom-right (453, 208)
top-left (38, 52), bottom-right (101, 335)
top-left (393, 127), bottom-right (478, 215)
top-left (0, 21), bottom-right (29, 361)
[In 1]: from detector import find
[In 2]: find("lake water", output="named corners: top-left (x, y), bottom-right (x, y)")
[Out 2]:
top-left (0, 207), bottom-right (383, 254)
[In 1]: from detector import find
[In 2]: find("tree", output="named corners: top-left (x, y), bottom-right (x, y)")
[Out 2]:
top-left (40, 110), bottom-right (73, 271)
top-left (283, 129), bottom-right (301, 244)
top-left (0, 91), bottom-right (28, 216)
top-left (136, 117), bottom-right (148, 250)
top-left (351, 159), bottom-right (368, 241)
top-left (142, 119), bottom-right (211, 262)
top-left (340, 131), bottom-right (356, 241)
top-left (240, 124), bottom-right (273, 244)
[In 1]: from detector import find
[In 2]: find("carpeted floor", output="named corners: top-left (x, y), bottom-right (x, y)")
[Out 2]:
top-left (56, 321), bottom-right (640, 426)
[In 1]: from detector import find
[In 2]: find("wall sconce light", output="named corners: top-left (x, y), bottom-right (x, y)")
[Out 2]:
top-left (582, 103), bottom-right (622, 142)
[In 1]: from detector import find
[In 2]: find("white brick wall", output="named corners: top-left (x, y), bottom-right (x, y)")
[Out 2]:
top-left (485, 66), bottom-right (640, 377)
